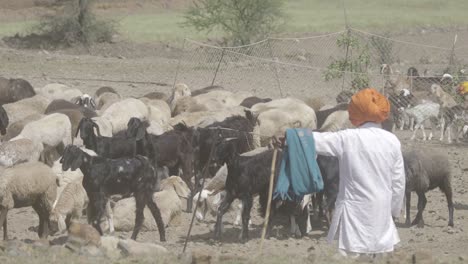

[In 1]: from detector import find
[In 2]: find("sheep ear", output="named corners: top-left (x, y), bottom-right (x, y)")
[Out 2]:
top-left (173, 179), bottom-right (190, 198)
top-left (71, 151), bottom-right (83, 170)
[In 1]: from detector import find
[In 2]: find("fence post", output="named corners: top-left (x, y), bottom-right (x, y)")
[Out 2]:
top-left (211, 48), bottom-right (225, 87)
top-left (172, 38), bottom-right (187, 89)
top-left (267, 39), bottom-right (284, 98)
top-left (448, 34), bottom-right (458, 74)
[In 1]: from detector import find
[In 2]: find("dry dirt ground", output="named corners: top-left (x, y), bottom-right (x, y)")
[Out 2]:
top-left (0, 43), bottom-right (468, 263)
top-left (1, 2), bottom-right (468, 263)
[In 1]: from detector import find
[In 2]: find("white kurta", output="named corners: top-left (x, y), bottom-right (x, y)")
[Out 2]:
top-left (313, 122), bottom-right (405, 254)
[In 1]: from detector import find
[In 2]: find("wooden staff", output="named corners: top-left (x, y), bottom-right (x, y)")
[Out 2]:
top-left (259, 147), bottom-right (278, 253)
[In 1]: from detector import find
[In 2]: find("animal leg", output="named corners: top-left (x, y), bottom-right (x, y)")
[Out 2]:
top-left (0, 208), bottom-right (8, 240)
top-left (405, 192), bottom-right (411, 227)
top-left (447, 124), bottom-right (453, 144)
top-left (146, 195), bottom-right (166, 242)
top-left (410, 124), bottom-right (419, 140)
top-left (131, 193), bottom-right (146, 241)
top-left (214, 191), bottom-right (234, 240)
top-left (239, 194), bottom-right (253, 242)
top-left (181, 158), bottom-right (195, 213)
top-left (440, 178), bottom-right (454, 227)
top-left (421, 124), bottom-right (426, 141)
top-left (105, 201), bottom-right (114, 234)
top-left (439, 118), bottom-right (445, 141)
top-left (412, 192), bottom-right (427, 228)
top-left (90, 194), bottom-right (106, 236)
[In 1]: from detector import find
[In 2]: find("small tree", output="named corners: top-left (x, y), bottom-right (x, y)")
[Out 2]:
top-left (183, 0), bottom-right (285, 45)
top-left (3, 0), bottom-right (116, 49)
top-left (324, 33), bottom-right (371, 91)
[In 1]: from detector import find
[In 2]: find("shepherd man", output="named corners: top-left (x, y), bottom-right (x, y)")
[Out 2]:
top-left (312, 88), bottom-right (406, 258)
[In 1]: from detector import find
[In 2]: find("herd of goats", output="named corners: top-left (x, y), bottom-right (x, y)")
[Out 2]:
top-left (0, 66), bottom-right (465, 245)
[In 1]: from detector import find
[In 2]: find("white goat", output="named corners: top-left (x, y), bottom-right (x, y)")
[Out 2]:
top-left (402, 102), bottom-right (440, 141)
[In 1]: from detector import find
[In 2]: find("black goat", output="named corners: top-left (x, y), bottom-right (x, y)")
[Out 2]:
top-left (406, 67), bottom-right (445, 92)
top-left (239, 96), bottom-right (272, 108)
top-left (314, 155), bottom-right (339, 227)
top-left (403, 149), bottom-right (454, 228)
top-left (212, 137), bottom-right (309, 241)
top-left (126, 118), bottom-right (197, 212)
top-left (60, 145), bottom-right (166, 241)
top-left (76, 118), bottom-right (140, 159)
top-left (196, 111), bottom-right (257, 179)
top-left (0, 105), bottom-right (9, 135)
top-left (213, 137), bottom-right (281, 241)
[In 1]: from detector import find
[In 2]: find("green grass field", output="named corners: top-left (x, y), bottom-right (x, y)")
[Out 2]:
top-left (0, 0), bottom-right (466, 43)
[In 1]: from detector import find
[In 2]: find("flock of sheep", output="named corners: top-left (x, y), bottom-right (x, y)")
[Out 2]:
top-left (0, 70), bottom-right (463, 244)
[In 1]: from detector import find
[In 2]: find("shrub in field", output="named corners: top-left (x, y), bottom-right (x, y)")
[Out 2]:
top-left (183, 0), bottom-right (286, 45)
top-left (324, 33), bottom-right (371, 91)
top-left (3, 0), bottom-right (116, 49)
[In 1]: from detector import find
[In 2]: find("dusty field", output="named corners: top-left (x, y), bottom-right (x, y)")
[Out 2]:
top-left (0, 41), bottom-right (467, 263)
top-left (1, 2), bottom-right (468, 263)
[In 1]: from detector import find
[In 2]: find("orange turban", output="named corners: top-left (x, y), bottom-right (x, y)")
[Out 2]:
top-left (458, 82), bottom-right (468, 95)
top-left (348, 88), bottom-right (390, 127)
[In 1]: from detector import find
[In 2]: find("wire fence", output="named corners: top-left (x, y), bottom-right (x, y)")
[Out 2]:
top-left (173, 27), bottom-right (468, 142)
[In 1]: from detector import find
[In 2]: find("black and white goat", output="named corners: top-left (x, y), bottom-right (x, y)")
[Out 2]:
top-left (74, 94), bottom-right (97, 110)
top-left (76, 118), bottom-right (141, 159)
top-left (60, 145), bottom-right (166, 241)
top-left (388, 89), bottom-right (419, 131)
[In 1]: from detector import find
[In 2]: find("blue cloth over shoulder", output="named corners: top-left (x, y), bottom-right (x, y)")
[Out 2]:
top-left (273, 128), bottom-right (323, 201)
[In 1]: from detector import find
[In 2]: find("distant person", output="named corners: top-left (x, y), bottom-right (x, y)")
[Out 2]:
top-left (312, 88), bottom-right (406, 258)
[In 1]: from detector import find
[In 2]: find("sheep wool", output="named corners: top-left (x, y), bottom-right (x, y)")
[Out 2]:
top-left (0, 162), bottom-right (57, 210)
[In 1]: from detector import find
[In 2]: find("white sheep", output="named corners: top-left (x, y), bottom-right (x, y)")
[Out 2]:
top-left (169, 107), bottom-right (247, 128)
top-left (49, 180), bottom-right (88, 234)
top-left (96, 92), bottom-right (121, 111)
top-left (100, 98), bottom-right (149, 135)
top-left (11, 113), bottom-right (72, 148)
top-left (0, 138), bottom-right (43, 167)
top-left (168, 83), bottom-right (191, 113)
top-left (37, 83), bottom-right (83, 102)
top-left (3, 95), bottom-right (51, 124)
top-left (173, 90), bottom-right (253, 116)
top-left (2, 113), bottom-right (45, 142)
top-left (251, 98), bottom-right (317, 146)
top-left (138, 97), bottom-right (171, 126)
top-left (112, 176), bottom-right (190, 231)
top-left (0, 162), bottom-right (58, 239)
